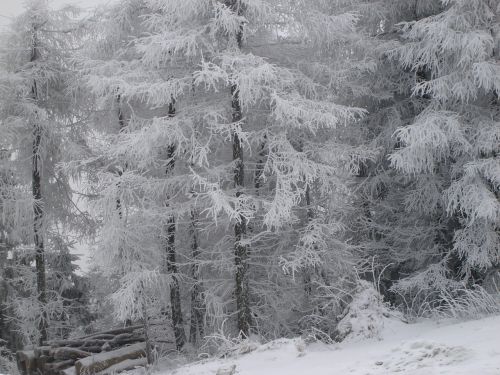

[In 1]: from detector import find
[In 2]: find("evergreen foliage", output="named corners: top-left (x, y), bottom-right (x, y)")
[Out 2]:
top-left (0, 0), bottom-right (498, 357)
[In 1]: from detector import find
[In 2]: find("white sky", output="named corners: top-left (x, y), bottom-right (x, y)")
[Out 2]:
top-left (0, 0), bottom-right (113, 29)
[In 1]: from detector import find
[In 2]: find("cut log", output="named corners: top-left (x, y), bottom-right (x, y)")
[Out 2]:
top-left (78, 326), bottom-right (143, 340)
top-left (109, 333), bottom-right (133, 343)
top-left (80, 340), bottom-right (110, 346)
top-left (47, 326), bottom-right (143, 347)
top-left (75, 342), bottom-right (146, 375)
top-left (94, 358), bottom-right (147, 375)
top-left (53, 348), bottom-right (91, 361)
top-left (48, 339), bottom-right (109, 348)
top-left (61, 366), bottom-right (76, 375)
top-left (44, 359), bottom-right (75, 371)
top-left (37, 356), bottom-right (52, 374)
top-left (82, 334), bottom-right (115, 341)
top-left (16, 350), bottom-right (36, 375)
top-left (35, 346), bottom-right (52, 358)
top-left (79, 346), bottom-right (102, 354)
top-left (108, 337), bottom-right (145, 348)
top-left (17, 326), bottom-right (152, 375)
top-left (48, 340), bottom-right (86, 348)
top-left (37, 355), bottom-right (50, 365)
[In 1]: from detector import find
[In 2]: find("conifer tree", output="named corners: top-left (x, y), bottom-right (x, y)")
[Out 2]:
top-left (391, 0), bottom-right (499, 281)
top-left (358, 0), bottom-right (499, 312)
top-left (75, 0), bottom-right (372, 343)
top-left (0, 0), bottom-right (87, 344)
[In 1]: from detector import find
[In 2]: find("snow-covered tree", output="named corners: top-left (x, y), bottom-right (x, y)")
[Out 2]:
top-left (392, 0), bottom-right (499, 282)
top-left (357, 0), bottom-right (500, 314)
top-left (3, 0), bottom-right (497, 356)
top-left (142, 0), bottom-right (371, 339)
top-left (70, 0), bottom-right (376, 346)
top-left (0, 0), bottom-right (85, 344)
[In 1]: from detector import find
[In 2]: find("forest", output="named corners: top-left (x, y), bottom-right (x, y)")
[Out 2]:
top-left (0, 0), bottom-right (499, 373)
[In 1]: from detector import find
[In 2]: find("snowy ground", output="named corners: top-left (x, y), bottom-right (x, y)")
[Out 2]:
top-left (166, 315), bottom-right (500, 375)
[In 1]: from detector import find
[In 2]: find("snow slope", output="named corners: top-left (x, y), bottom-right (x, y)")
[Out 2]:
top-left (167, 316), bottom-right (500, 375)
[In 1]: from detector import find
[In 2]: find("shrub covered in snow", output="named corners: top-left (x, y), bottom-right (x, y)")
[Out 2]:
top-left (335, 281), bottom-right (403, 342)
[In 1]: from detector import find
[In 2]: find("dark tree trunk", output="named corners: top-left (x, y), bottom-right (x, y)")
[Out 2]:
top-left (294, 139), bottom-right (314, 298)
top-left (165, 101), bottom-right (186, 350)
top-left (33, 110), bottom-right (47, 345)
top-left (115, 93), bottom-right (126, 220)
top-left (254, 136), bottom-right (266, 195)
top-left (30, 26), bottom-right (47, 345)
top-left (0, 237), bottom-right (7, 347)
top-left (140, 284), bottom-right (153, 365)
top-left (228, 9), bottom-right (251, 335)
top-left (303, 183), bottom-right (313, 297)
top-left (114, 94), bottom-right (133, 327)
top-left (188, 209), bottom-right (205, 344)
top-left (233, 135), bottom-right (250, 336)
top-left (0, 235), bottom-right (19, 350)
top-left (117, 94), bottom-right (126, 131)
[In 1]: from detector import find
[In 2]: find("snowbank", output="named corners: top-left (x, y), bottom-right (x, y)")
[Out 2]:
top-left (165, 315), bottom-right (500, 375)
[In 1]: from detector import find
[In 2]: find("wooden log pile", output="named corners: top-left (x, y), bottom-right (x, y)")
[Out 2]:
top-left (16, 325), bottom-right (147, 375)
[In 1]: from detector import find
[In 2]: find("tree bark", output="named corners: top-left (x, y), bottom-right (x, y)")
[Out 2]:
top-left (30, 24), bottom-right (47, 345)
top-left (115, 93), bottom-right (126, 221)
top-left (228, 1), bottom-right (251, 336)
top-left (303, 183), bottom-right (313, 297)
top-left (165, 100), bottom-right (186, 350)
top-left (140, 284), bottom-right (152, 365)
top-left (114, 93), bottom-right (133, 327)
top-left (188, 209), bottom-right (205, 344)
top-left (254, 136), bottom-right (266, 195)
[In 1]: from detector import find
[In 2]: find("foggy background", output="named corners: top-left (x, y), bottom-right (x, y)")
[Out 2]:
top-left (0, 0), bottom-right (113, 29)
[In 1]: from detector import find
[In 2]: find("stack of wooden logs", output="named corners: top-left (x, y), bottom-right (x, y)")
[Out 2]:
top-left (16, 325), bottom-right (148, 375)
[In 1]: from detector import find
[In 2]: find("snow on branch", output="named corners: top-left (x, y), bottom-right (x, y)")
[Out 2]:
top-left (211, 2), bottom-right (247, 40)
top-left (81, 60), bottom-right (192, 107)
top-left (271, 92), bottom-right (366, 133)
top-left (453, 220), bottom-right (500, 273)
top-left (390, 110), bottom-right (471, 175)
top-left (111, 269), bottom-right (169, 321)
top-left (108, 115), bottom-right (191, 168)
top-left (446, 162), bottom-right (500, 224)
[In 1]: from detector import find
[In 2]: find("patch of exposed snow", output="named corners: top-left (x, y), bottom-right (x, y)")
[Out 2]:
top-left (380, 340), bottom-right (470, 373)
top-left (163, 315), bottom-right (500, 375)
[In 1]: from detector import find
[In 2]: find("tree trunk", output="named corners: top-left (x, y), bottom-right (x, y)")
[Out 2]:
top-left (140, 284), bottom-right (153, 365)
top-left (188, 209), bottom-right (205, 344)
top-left (165, 101), bottom-right (186, 350)
top-left (114, 94), bottom-right (133, 327)
top-left (254, 136), bottom-right (266, 195)
top-left (115, 93), bottom-right (126, 221)
top-left (228, 4), bottom-right (251, 336)
top-left (233, 136), bottom-right (250, 336)
top-left (0, 239), bottom-right (7, 345)
top-left (303, 183), bottom-right (313, 297)
top-left (294, 139), bottom-right (314, 298)
top-left (30, 25), bottom-right (47, 345)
